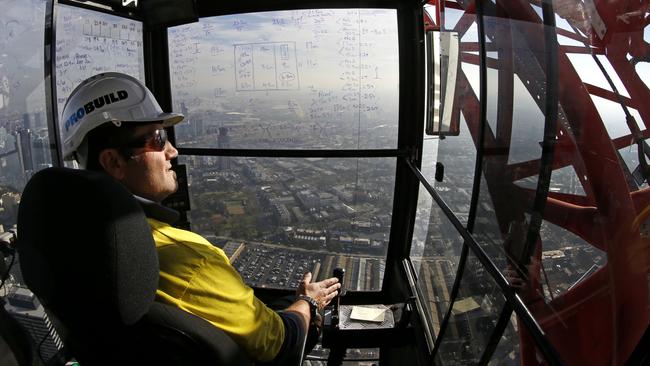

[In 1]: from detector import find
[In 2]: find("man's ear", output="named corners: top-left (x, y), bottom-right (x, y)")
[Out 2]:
top-left (98, 149), bottom-right (128, 180)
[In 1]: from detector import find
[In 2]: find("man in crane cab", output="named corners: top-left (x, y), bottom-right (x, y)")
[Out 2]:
top-left (60, 72), bottom-right (340, 364)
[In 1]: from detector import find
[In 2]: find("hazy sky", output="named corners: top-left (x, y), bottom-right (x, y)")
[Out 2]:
top-left (167, 9), bottom-right (400, 120)
top-left (1, 1), bottom-right (648, 151)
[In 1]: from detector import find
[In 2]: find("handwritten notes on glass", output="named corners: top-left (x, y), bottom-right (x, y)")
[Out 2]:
top-left (168, 9), bottom-right (399, 149)
top-left (55, 4), bottom-right (145, 116)
top-left (234, 42), bottom-right (299, 91)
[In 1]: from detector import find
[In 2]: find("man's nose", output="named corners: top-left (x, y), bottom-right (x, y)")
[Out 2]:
top-left (164, 141), bottom-right (178, 159)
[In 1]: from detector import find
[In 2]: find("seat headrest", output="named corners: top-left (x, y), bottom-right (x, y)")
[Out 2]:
top-left (17, 167), bottom-right (158, 330)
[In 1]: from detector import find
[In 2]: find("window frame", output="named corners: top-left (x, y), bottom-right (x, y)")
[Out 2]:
top-left (142, 0), bottom-right (425, 298)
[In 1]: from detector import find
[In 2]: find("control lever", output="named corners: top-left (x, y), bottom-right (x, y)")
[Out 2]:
top-left (332, 267), bottom-right (345, 326)
top-left (333, 267), bottom-right (345, 295)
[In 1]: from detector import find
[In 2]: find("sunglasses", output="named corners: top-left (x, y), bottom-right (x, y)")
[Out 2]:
top-left (124, 128), bottom-right (168, 153)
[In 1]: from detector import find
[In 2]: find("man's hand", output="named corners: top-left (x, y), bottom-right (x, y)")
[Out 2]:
top-left (285, 272), bottom-right (341, 333)
top-left (296, 272), bottom-right (341, 310)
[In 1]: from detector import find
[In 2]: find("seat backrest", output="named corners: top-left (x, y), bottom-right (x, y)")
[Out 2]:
top-left (17, 167), bottom-right (249, 365)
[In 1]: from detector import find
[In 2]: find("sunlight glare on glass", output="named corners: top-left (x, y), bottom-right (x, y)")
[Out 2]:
top-left (567, 54), bottom-right (615, 92)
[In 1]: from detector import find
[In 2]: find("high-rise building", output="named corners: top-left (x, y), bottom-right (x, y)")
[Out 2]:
top-left (175, 102), bottom-right (193, 140)
top-left (31, 134), bottom-right (51, 170)
top-left (32, 112), bottom-right (44, 130)
top-left (194, 118), bottom-right (204, 137)
top-left (4, 287), bottom-right (64, 363)
top-left (22, 113), bottom-right (30, 130)
top-left (217, 127), bottom-right (231, 170)
top-left (14, 127), bottom-right (33, 181)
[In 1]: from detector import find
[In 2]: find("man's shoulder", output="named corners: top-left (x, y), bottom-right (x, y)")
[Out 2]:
top-left (147, 218), bottom-right (209, 245)
top-left (147, 218), bottom-right (229, 261)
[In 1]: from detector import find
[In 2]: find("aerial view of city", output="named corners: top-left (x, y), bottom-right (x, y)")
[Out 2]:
top-left (0, 3), bottom-right (623, 365)
top-left (166, 9), bottom-right (401, 295)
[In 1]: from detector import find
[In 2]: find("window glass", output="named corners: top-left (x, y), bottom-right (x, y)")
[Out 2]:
top-left (55, 3), bottom-right (144, 138)
top-left (422, 5), bottom-right (479, 225)
top-left (537, 220), bottom-right (606, 300)
top-left (436, 252), bottom-right (507, 365)
top-left (617, 143), bottom-right (649, 189)
top-left (410, 182), bottom-right (464, 337)
top-left (179, 155), bottom-right (394, 291)
top-left (589, 95), bottom-right (632, 140)
top-left (0, 0), bottom-right (54, 229)
top-left (168, 9), bottom-right (399, 150)
top-left (0, 1), bottom-right (63, 364)
top-left (422, 113), bottom-right (476, 225)
top-left (566, 54), bottom-right (628, 97)
top-left (468, 2), bottom-right (649, 365)
top-left (466, 8), bottom-right (557, 306)
top-left (487, 312), bottom-right (520, 366)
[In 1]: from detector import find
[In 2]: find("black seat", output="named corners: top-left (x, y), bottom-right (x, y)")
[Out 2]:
top-left (16, 167), bottom-right (251, 365)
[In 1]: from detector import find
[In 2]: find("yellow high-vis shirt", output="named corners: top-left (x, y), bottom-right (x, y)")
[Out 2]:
top-left (147, 218), bottom-right (285, 362)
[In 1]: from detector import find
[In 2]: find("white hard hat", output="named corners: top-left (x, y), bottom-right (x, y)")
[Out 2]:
top-left (61, 72), bottom-right (184, 160)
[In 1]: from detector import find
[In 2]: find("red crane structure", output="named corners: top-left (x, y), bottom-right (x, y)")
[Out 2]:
top-left (427, 0), bottom-right (649, 364)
